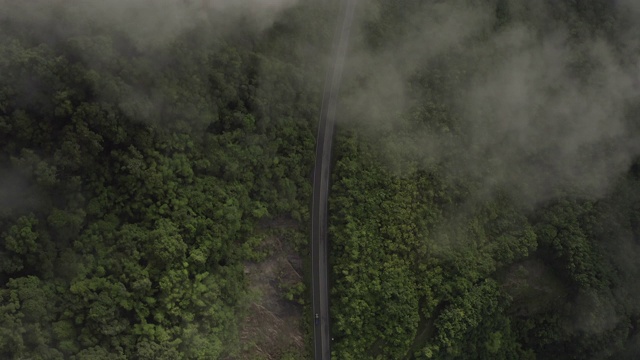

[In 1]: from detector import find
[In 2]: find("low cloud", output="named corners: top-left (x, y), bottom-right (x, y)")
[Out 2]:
top-left (0, 0), bottom-right (299, 50)
top-left (342, 0), bottom-right (494, 132)
top-left (341, 0), bottom-right (640, 202)
top-left (0, 169), bottom-right (40, 216)
top-left (460, 24), bottom-right (640, 199)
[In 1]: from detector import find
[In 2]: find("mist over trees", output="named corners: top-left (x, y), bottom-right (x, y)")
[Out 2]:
top-left (329, 0), bottom-right (640, 359)
top-left (0, 0), bottom-right (331, 358)
top-left (1, 0), bottom-right (640, 359)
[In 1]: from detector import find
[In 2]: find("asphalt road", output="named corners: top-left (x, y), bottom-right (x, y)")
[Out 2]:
top-left (311, 0), bottom-right (357, 359)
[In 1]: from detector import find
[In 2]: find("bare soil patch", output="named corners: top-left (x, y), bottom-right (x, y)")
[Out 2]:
top-left (237, 220), bottom-right (306, 359)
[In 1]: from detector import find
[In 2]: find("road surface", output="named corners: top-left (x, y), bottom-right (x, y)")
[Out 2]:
top-left (311, 0), bottom-right (358, 359)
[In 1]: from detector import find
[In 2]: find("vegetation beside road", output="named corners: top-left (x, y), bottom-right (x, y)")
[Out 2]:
top-left (2, 0), bottom-right (640, 359)
top-left (329, 0), bottom-right (640, 359)
top-left (0, 2), bottom-right (332, 359)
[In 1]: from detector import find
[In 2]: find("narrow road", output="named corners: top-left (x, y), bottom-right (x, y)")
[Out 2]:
top-left (311, 0), bottom-right (357, 359)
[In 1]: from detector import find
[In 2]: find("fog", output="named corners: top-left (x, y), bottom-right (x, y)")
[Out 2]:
top-left (2, 0), bottom-right (637, 205)
top-left (2, 0), bottom-right (640, 356)
top-left (0, 0), bottom-right (299, 50)
top-left (0, 169), bottom-right (39, 216)
top-left (341, 0), bottom-right (640, 202)
top-left (336, 1), bottom-right (640, 350)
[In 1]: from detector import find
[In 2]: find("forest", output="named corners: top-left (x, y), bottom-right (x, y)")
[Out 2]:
top-left (0, 0), bottom-right (331, 358)
top-left (1, 0), bottom-right (640, 359)
top-left (329, 0), bottom-right (640, 359)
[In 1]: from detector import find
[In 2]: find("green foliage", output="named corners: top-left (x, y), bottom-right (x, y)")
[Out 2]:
top-left (0, 3), bottom-right (320, 358)
top-left (329, 1), bottom-right (640, 359)
top-left (329, 132), bottom-right (540, 359)
top-left (1, 0), bottom-right (638, 359)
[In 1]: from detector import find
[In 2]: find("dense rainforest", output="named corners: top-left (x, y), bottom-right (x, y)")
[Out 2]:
top-left (0, 1), bottom-right (333, 359)
top-left (2, 0), bottom-right (640, 360)
top-left (329, 0), bottom-right (640, 359)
